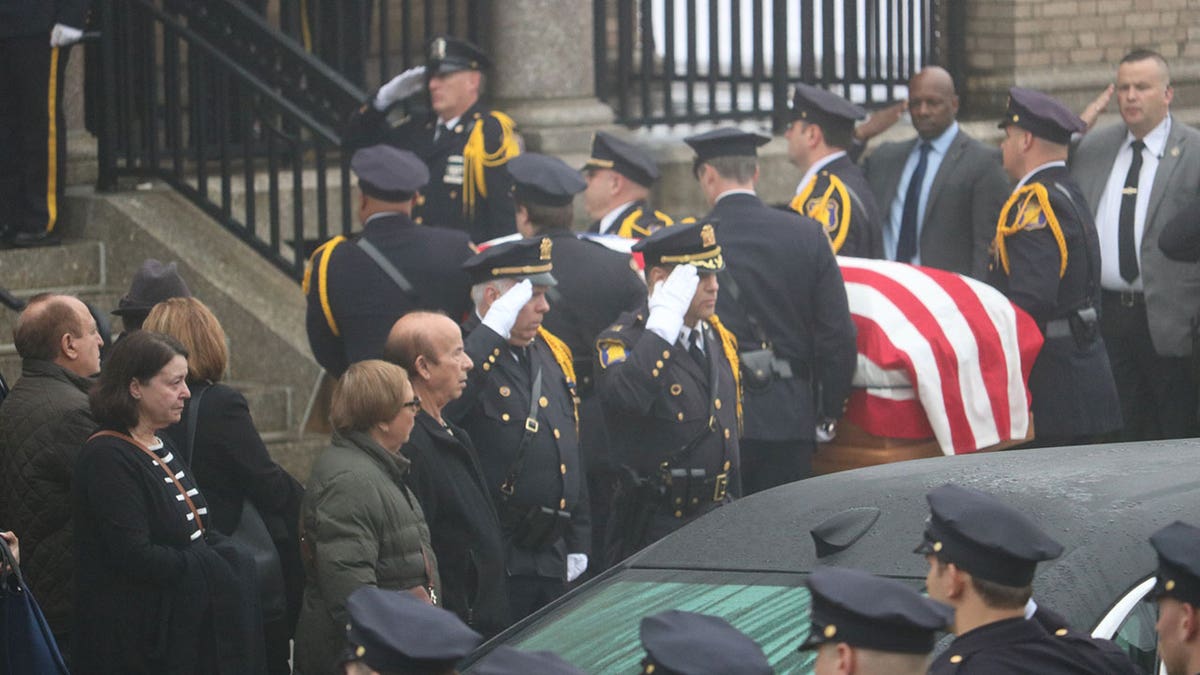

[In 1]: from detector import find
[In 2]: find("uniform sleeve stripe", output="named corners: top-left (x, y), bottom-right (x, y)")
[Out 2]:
top-left (318, 237), bottom-right (345, 336)
top-left (44, 47), bottom-right (60, 234)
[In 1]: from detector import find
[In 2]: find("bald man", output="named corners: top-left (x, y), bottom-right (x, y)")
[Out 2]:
top-left (862, 66), bottom-right (1010, 278)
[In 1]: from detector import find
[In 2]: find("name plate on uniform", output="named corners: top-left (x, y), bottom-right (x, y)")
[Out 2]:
top-left (444, 155), bottom-right (465, 186)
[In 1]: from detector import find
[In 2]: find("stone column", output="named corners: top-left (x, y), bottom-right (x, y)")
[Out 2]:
top-left (486, 0), bottom-right (615, 155)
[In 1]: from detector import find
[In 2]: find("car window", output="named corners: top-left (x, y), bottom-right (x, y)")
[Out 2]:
top-left (1093, 577), bottom-right (1160, 674)
top-left (467, 569), bottom-right (820, 673)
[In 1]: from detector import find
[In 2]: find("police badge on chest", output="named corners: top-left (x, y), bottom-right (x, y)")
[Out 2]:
top-left (444, 155), bottom-right (465, 186)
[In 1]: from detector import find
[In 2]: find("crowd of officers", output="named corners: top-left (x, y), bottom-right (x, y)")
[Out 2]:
top-left (295, 34), bottom-right (1200, 673)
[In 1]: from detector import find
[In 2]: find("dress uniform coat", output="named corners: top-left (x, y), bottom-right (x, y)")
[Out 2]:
top-left (988, 164), bottom-right (1121, 440)
top-left (710, 193), bottom-right (857, 442)
top-left (445, 321), bottom-right (590, 601)
top-left (1031, 605), bottom-right (1139, 674)
top-left (304, 212), bottom-right (474, 377)
top-left (344, 101), bottom-right (519, 242)
top-left (791, 154), bottom-right (883, 259)
top-left (587, 199), bottom-right (674, 239)
top-left (596, 307), bottom-right (740, 560)
top-left (929, 616), bottom-right (1129, 674)
top-left (402, 412), bottom-right (510, 637)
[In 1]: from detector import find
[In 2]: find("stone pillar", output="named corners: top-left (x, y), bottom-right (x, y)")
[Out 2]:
top-left (487, 0), bottom-right (615, 155)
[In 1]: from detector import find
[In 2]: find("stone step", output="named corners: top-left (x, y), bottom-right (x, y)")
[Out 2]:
top-left (264, 434), bottom-right (330, 485)
top-left (226, 380), bottom-right (294, 435)
top-left (0, 240), bottom-right (107, 293)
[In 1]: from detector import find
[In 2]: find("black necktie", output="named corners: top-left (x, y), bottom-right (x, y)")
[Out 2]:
top-left (435, 123), bottom-right (448, 142)
top-left (1118, 139), bottom-right (1146, 283)
top-left (688, 329), bottom-right (706, 370)
top-left (896, 141), bottom-right (933, 263)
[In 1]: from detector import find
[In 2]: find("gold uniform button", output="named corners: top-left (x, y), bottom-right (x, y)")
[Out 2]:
top-left (539, 396), bottom-right (549, 408)
top-left (414, 217), bottom-right (423, 224)
top-left (674, 510), bottom-right (683, 518)
top-left (933, 541), bottom-right (943, 552)
top-left (652, 369), bottom-right (659, 377)
top-left (670, 384), bottom-right (683, 396)
top-left (499, 386), bottom-right (511, 397)
top-left (560, 463), bottom-right (566, 474)
top-left (1166, 579), bottom-right (1177, 591)
top-left (662, 350), bottom-right (671, 359)
top-left (450, 190), bottom-right (459, 199)
top-left (677, 412), bottom-right (684, 422)
top-left (501, 413), bottom-right (510, 422)
top-left (553, 428), bottom-right (561, 439)
top-left (482, 363), bottom-right (491, 371)
top-left (714, 398), bottom-right (722, 409)
top-left (656, 360), bottom-right (664, 368)
top-left (493, 348), bottom-right (501, 356)
top-left (724, 461), bottom-right (731, 471)
top-left (488, 355), bottom-right (496, 363)
top-left (646, 666), bottom-right (655, 675)
top-left (949, 655), bottom-right (963, 664)
top-left (560, 499), bottom-right (567, 509)
top-left (724, 429), bottom-right (731, 439)
top-left (823, 625), bottom-right (837, 639)
top-left (1055, 628), bottom-right (1068, 636)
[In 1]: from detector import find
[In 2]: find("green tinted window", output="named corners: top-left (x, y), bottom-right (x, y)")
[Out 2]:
top-left (504, 571), bottom-right (815, 673)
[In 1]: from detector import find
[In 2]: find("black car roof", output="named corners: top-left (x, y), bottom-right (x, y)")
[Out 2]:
top-left (630, 440), bottom-right (1200, 626)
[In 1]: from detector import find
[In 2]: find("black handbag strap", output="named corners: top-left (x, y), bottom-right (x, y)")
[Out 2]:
top-left (717, 270), bottom-right (772, 349)
top-left (183, 382), bottom-right (210, 466)
top-left (1, 530), bottom-right (24, 587)
top-left (499, 366), bottom-right (542, 498)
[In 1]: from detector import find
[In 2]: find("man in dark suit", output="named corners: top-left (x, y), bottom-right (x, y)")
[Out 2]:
top-left (387, 311), bottom-right (510, 638)
top-left (685, 128), bottom-right (857, 494)
top-left (862, 67), bottom-right (1010, 278)
top-left (990, 87), bottom-right (1121, 445)
top-left (582, 131), bottom-right (674, 238)
top-left (507, 152), bottom-right (645, 573)
top-left (596, 221), bottom-right (740, 564)
top-left (343, 35), bottom-right (520, 243)
top-left (1071, 49), bottom-right (1200, 441)
top-left (446, 238), bottom-right (590, 621)
top-left (304, 145), bottom-right (474, 377)
top-left (786, 83), bottom-right (883, 259)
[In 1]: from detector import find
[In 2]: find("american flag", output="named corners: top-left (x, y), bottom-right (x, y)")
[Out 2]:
top-left (838, 257), bottom-right (1043, 455)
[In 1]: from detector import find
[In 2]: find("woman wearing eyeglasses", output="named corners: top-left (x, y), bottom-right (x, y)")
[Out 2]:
top-left (293, 359), bottom-right (440, 675)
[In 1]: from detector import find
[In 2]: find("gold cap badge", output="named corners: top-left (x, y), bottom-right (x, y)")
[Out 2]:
top-left (431, 37), bottom-right (446, 59)
top-left (540, 237), bottom-right (553, 260)
top-left (701, 223), bottom-right (716, 248)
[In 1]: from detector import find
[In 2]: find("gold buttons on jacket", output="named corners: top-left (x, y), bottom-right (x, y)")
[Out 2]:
top-left (499, 386), bottom-right (511, 397)
top-left (714, 398), bottom-right (722, 410)
top-left (482, 363), bottom-right (491, 371)
top-left (539, 396), bottom-right (549, 408)
top-left (662, 350), bottom-right (671, 359)
top-left (501, 413), bottom-right (510, 422)
top-left (677, 412), bottom-right (684, 422)
top-left (655, 360), bottom-right (664, 369)
top-left (652, 369), bottom-right (659, 377)
top-left (560, 463), bottom-right (567, 474)
top-left (670, 384), bottom-right (682, 396)
top-left (560, 498), bottom-right (567, 509)
top-left (724, 429), bottom-right (731, 439)
top-left (949, 655), bottom-right (963, 664)
top-left (553, 428), bottom-right (561, 439)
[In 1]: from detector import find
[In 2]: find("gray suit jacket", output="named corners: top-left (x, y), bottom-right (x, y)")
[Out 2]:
top-left (863, 129), bottom-right (1010, 279)
top-left (1071, 119), bottom-right (1200, 356)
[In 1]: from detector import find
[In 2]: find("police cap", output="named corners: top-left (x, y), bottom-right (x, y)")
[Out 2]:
top-left (790, 83), bottom-right (866, 134)
top-left (582, 131), bottom-right (660, 187)
top-left (998, 87), bottom-right (1086, 145)
top-left (351, 145), bottom-right (430, 202)
top-left (462, 236), bottom-right (558, 287)
top-left (799, 566), bottom-right (952, 655)
top-left (914, 483), bottom-right (1064, 587)
top-left (472, 645), bottom-right (587, 675)
top-left (426, 34), bottom-right (490, 75)
top-left (632, 218), bottom-right (724, 271)
top-left (507, 153), bottom-right (587, 207)
top-left (1148, 521), bottom-right (1200, 606)
top-left (343, 586), bottom-right (481, 672)
top-left (639, 610), bottom-right (772, 675)
top-left (684, 127), bottom-right (772, 164)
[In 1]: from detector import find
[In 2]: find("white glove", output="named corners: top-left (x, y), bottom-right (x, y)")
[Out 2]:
top-left (481, 279), bottom-right (532, 340)
top-left (645, 265), bottom-right (699, 343)
top-left (374, 65), bottom-right (427, 110)
top-left (50, 23), bottom-right (83, 48)
top-left (566, 553), bottom-right (588, 583)
top-left (816, 418), bottom-right (838, 443)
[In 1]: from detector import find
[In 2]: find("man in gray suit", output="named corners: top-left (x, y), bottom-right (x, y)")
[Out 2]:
top-left (862, 67), bottom-right (1010, 278)
top-left (1071, 49), bottom-right (1200, 440)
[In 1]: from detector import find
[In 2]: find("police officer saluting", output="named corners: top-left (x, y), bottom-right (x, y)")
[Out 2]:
top-left (582, 131), bottom-right (674, 238)
top-left (785, 84), bottom-right (884, 258)
top-left (596, 220), bottom-right (740, 564)
top-left (1148, 521), bottom-right (1200, 675)
top-left (343, 35), bottom-right (520, 242)
top-left (992, 87), bottom-right (1122, 445)
top-left (917, 484), bottom-right (1137, 674)
top-left (446, 238), bottom-right (590, 621)
top-left (799, 566), bottom-right (952, 675)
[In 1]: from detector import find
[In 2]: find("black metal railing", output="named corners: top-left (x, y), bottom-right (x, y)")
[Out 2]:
top-left (595, 0), bottom-right (947, 130)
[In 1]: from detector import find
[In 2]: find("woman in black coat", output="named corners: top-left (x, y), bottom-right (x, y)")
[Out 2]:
top-left (73, 330), bottom-right (262, 674)
top-left (146, 298), bottom-right (304, 675)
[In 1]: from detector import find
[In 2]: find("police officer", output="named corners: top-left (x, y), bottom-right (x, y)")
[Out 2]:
top-left (785, 84), bottom-right (884, 259)
top-left (343, 35), bottom-right (520, 243)
top-left (339, 585), bottom-right (482, 675)
top-left (1148, 521), bottom-right (1200, 675)
top-left (686, 127), bottom-right (857, 494)
top-left (799, 566), bottom-right (952, 675)
top-left (446, 238), bottom-right (590, 621)
top-left (304, 145), bottom-right (474, 377)
top-left (507, 152), bottom-right (646, 572)
top-left (917, 484), bottom-right (1137, 674)
top-left (582, 131), bottom-right (674, 238)
top-left (992, 87), bottom-right (1122, 445)
top-left (0, 0), bottom-right (87, 248)
top-left (638, 610), bottom-right (772, 675)
top-left (596, 220), bottom-right (740, 564)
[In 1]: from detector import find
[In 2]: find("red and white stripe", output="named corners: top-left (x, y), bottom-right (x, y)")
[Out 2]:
top-left (838, 258), bottom-right (1043, 455)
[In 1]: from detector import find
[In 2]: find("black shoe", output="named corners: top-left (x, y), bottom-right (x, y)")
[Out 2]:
top-left (10, 231), bottom-right (62, 248)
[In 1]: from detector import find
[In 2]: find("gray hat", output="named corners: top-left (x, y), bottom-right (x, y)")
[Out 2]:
top-left (112, 259), bottom-right (192, 317)
top-left (352, 145), bottom-right (431, 202)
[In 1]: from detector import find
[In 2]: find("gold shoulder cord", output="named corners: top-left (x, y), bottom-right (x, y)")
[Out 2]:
top-left (707, 315), bottom-right (742, 436)
top-left (463, 111), bottom-right (521, 220)
top-left (790, 174), bottom-right (852, 253)
top-left (537, 326), bottom-right (580, 434)
top-left (618, 208), bottom-right (675, 238)
top-left (994, 184), bottom-right (1068, 278)
top-left (303, 236), bottom-right (346, 336)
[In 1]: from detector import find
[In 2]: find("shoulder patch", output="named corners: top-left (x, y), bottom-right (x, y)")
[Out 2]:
top-left (597, 339), bottom-right (628, 369)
